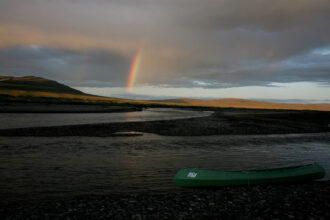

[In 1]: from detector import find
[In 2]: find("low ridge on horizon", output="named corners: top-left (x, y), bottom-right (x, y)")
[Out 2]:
top-left (1, 75), bottom-right (330, 111)
top-left (160, 97), bottom-right (330, 110)
top-left (0, 75), bottom-right (84, 95)
top-left (156, 97), bottom-right (330, 105)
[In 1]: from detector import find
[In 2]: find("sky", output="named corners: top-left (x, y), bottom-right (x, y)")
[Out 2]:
top-left (0, 0), bottom-right (330, 102)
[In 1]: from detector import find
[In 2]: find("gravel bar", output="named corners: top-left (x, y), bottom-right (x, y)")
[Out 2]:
top-left (1, 181), bottom-right (329, 220)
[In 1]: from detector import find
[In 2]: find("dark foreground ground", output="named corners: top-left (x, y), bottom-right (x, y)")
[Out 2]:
top-left (1, 106), bottom-right (330, 219)
top-left (1, 181), bottom-right (329, 219)
top-left (1, 108), bottom-right (330, 136)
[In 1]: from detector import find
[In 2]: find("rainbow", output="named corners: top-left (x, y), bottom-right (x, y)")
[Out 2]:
top-left (126, 49), bottom-right (142, 92)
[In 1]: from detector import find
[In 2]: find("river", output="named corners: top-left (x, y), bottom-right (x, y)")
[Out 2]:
top-left (0, 132), bottom-right (329, 204)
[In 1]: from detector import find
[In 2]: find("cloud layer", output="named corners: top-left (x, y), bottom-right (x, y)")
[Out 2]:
top-left (0, 46), bottom-right (130, 87)
top-left (0, 0), bottom-right (330, 88)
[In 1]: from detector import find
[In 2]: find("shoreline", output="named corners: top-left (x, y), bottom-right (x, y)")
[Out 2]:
top-left (0, 102), bottom-right (142, 113)
top-left (1, 108), bottom-right (330, 136)
top-left (1, 181), bottom-right (329, 219)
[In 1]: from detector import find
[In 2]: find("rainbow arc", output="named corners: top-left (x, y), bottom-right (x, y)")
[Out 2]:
top-left (126, 49), bottom-right (142, 92)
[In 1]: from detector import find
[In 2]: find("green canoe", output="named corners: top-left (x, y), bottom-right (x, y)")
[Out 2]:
top-left (174, 163), bottom-right (325, 187)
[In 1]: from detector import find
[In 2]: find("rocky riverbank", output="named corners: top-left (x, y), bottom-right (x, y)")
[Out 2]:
top-left (1, 181), bottom-right (329, 219)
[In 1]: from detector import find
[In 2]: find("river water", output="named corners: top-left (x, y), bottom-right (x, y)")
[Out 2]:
top-left (0, 132), bottom-right (329, 204)
top-left (0, 108), bottom-right (212, 129)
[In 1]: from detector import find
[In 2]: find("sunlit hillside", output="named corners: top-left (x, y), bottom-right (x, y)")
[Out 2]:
top-left (157, 98), bottom-right (330, 111)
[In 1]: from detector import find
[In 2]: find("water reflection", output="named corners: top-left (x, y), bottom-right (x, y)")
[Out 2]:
top-left (0, 108), bottom-right (212, 129)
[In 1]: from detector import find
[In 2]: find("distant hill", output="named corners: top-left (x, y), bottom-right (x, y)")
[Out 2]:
top-left (1, 75), bottom-right (330, 111)
top-left (0, 76), bottom-right (84, 95)
top-left (0, 75), bottom-right (132, 104)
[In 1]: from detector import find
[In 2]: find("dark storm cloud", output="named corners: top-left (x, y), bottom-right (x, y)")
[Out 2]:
top-left (177, 0), bottom-right (330, 30)
top-left (0, 0), bottom-right (329, 88)
top-left (0, 46), bottom-right (130, 87)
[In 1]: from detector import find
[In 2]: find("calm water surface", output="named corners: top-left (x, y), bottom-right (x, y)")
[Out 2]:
top-left (0, 132), bottom-right (329, 204)
top-left (0, 108), bottom-right (212, 129)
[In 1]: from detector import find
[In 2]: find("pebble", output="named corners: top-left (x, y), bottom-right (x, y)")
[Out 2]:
top-left (0, 182), bottom-right (329, 219)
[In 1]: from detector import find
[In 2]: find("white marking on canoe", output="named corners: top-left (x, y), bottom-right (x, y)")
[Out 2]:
top-left (187, 172), bottom-right (198, 178)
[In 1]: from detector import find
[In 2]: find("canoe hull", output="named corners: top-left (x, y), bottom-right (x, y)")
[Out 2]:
top-left (174, 163), bottom-right (326, 187)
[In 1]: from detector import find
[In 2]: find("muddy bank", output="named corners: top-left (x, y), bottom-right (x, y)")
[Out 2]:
top-left (0, 102), bottom-right (142, 113)
top-left (1, 109), bottom-right (330, 136)
top-left (1, 181), bottom-right (329, 219)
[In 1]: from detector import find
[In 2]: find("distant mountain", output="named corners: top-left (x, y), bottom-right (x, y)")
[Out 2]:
top-left (0, 76), bottom-right (84, 95)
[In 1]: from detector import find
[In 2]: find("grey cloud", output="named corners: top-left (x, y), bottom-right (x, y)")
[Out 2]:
top-left (0, 0), bottom-right (329, 88)
top-left (153, 48), bottom-right (330, 89)
top-left (0, 46), bottom-right (130, 87)
top-left (189, 50), bottom-right (330, 87)
top-left (177, 0), bottom-right (330, 31)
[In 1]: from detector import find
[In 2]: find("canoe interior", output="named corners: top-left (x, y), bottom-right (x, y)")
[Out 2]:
top-left (174, 163), bottom-right (326, 187)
